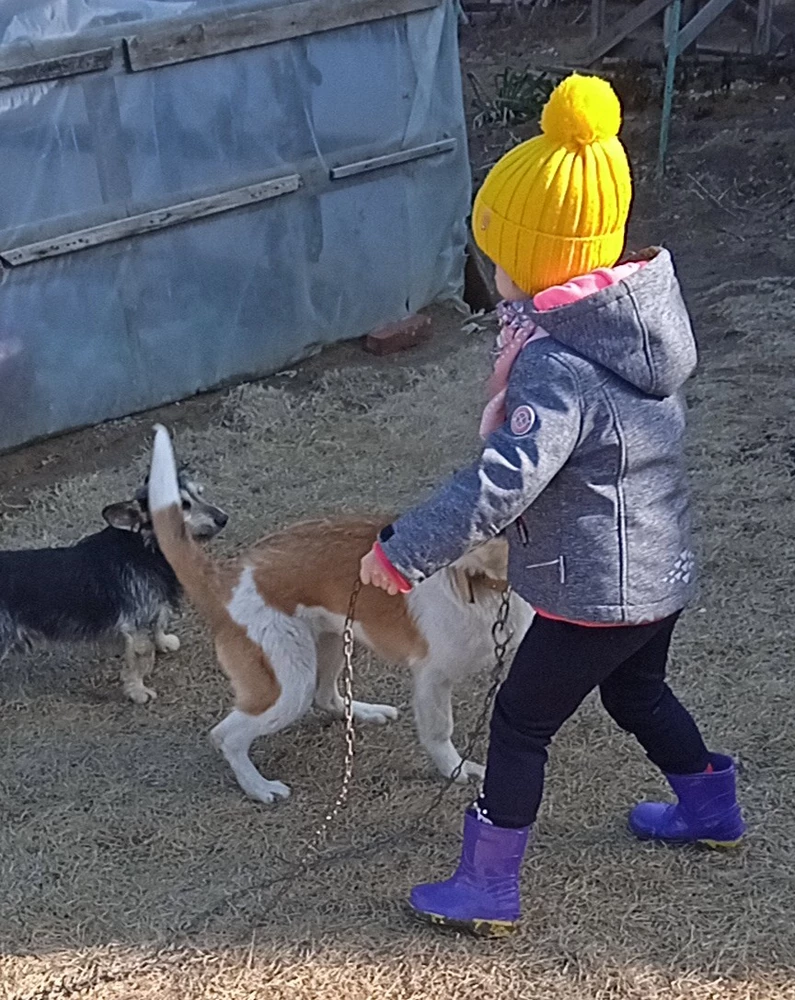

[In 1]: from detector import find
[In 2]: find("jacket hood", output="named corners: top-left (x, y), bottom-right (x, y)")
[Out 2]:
top-left (529, 248), bottom-right (697, 397)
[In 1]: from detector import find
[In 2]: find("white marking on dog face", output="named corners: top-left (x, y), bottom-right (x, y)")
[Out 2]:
top-left (148, 425), bottom-right (227, 538)
top-left (179, 481), bottom-right (228, 540)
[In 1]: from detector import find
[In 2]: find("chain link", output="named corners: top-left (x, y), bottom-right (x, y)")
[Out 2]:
top-left (183, 576), bottom-right (515, 932)
top-left (310, 578), bottom-right (359, 845)
top-left (419, 584), bottom-right (513, 818)
top-left (296, 578), bottom-right (513, 855)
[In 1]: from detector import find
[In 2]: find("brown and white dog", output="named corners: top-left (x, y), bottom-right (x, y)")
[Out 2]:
top-left (148, 425), bottom-right (533, 804)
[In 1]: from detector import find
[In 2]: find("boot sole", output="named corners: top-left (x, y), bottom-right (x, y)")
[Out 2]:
top-left (697, 837), bottom-right (744, 850)
top-left (410, 907), bottom-right (517, 938)
top-left (630, 824), bottom-right (744, 850)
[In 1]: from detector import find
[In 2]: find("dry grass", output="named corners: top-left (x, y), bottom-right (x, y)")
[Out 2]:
top-left (1, 284), bottom-right (794, 1000)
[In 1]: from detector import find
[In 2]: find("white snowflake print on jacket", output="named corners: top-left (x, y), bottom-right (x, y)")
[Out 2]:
top-left (666, 550), bottom-right (695, 586)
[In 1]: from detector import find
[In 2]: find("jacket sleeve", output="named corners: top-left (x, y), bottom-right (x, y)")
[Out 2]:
top-left (380, 351), bottom-right (582, 583)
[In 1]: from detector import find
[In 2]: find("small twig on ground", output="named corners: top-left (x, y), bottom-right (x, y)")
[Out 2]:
top-left (718, 226), bottom-right (747, 243)
top-left (687, 172), bottom-right (743, 219)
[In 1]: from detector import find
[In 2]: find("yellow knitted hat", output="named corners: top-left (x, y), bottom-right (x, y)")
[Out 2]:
top-left (472, 74), bottom-right (632, 296)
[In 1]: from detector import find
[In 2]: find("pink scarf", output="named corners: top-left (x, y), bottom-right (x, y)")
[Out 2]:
top-left (479, 301), bottom-right (548, 440)
top-left (479, 261), bottom-right (648, 440)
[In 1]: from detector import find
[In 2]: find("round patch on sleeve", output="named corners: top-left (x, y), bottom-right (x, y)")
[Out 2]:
top-left (510, 405), bottom-right (536, 436)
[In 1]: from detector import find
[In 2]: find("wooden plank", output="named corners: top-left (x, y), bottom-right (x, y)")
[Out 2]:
top-left (681, 0), bottom-right (698, 22)
top-left (658, 0), bottom-right (682, 176)
top-left (738, 0), bottom-right (784, 45)
top-left (754, 0), bottom-right (773, 53)
top-left (0, 46), bottom-right (113, 89)
top-left (590, 0), bottom-right (606, 41)
top-left (0, 174), bottom-right (301, 266)
top-left (124, 0), bottom-right (441, 71)
top-left (585, 0), bottom-right (672, 64)
top-left (676, 0), bottom-right (738, 53)
top-left (329, 139), bottom-right (456, 180)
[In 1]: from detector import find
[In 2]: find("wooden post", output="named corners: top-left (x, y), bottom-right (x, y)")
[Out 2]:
top-left (584, 0), bottom-right (671, 64)
top-left (590, 0), bottom-right (606, 41)
top-left (658, 0), bottom-right (681, 178)
top-left (755, 0), bottom-right (773, 53)
top-left (676, 0), bottom-right (740, 53)
top-left (663, 3), bottom-right (674, 45)
top-left (682, 0), bottom-right (698, 20)
top-left (679, 0), bottom-right (698, 52)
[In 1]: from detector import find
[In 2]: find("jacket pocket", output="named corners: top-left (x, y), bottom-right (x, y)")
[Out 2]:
top-left (525, 555), bottom-right (566, 584)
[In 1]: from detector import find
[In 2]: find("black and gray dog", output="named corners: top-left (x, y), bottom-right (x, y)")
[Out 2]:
top-left (0, 471), bottom-right (227, 703)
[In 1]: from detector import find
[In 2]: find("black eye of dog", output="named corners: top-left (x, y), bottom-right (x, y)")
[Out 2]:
top-left (181, 499), bottom-right (191, 510)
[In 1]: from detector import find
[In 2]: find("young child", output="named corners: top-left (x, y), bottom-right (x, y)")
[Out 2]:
top-left (359, 74), bottom-right (745, 936)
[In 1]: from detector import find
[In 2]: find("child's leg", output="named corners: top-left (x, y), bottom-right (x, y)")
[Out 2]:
top-left (598, 615), bottom-right (744, 846)
top-left (479, 614), bottom-right (678, 829)
top-left (409, 613), bottom-right (684, 933)
top-left (598, 613), bottom-right (710, 774)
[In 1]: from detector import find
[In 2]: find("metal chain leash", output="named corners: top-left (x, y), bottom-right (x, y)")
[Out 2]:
top-left (295, 578), bottom-right (513, 860)
top-left (181, 576), bottom-right (514, 933)
top-left (262, 576), bottom-right (361, 901)
top-left (309, 578), bottom-right (360, 845)
top-left (419, 583), bottom-right (513, 819)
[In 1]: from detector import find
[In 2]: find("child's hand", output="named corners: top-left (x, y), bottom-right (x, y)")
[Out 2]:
top-left (360, 549), bottom-right (402, 596)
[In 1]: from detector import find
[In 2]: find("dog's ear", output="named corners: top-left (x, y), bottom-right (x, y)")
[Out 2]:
top-left (102, 501), bottom-right (143, 531)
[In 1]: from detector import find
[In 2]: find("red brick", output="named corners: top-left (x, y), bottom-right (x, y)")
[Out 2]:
top-left (363, 314), bottom-right (432, 356)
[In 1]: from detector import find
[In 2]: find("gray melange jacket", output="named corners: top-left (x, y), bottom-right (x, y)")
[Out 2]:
top-left (381, 248), bottom-right (698, 624)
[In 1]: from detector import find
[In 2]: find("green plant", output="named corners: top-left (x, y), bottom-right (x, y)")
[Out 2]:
top-left (469, 66), bottom-right (556, 127)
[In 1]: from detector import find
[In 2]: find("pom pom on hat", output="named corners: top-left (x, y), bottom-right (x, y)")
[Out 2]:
top-left (540, 73), bottom-right (622, 149)
top-left (472, 72), bottom-right (632, 296)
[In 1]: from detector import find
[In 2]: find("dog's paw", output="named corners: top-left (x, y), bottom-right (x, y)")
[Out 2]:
top-left (352, 701), bottom-right (399, 725)
top-left (126, 684), bottom-right (158, 705)
top-left (156, 633), bottom-right (181, 653)
top-left (452, 759), bottom-right (486, 785)
top-left (250, 780), bottom-right (291, 805)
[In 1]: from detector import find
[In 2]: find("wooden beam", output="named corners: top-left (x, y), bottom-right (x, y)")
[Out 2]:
top-left (658, 0), bottom-right (682, 176)
top-left (676, 0), bottom-right (738, 53)
top-left (329, 139), bottom-right (456, 180)
top-left (590, 0), bottom-right (606, 41)
top-left (738, 0), bottom-right (784, 46)
top-left (681, 0), bottom-right (698, 21)
top-left (0, 46), bottom-right (113, 89)
top-left (0, 175), bottom-right (301, 266)
top-left (124, 0), bottom-right (441, 71)
top-left (754, 0), bottom-right (773, 53)
top-left (584, 0), bottom-right (672, 64)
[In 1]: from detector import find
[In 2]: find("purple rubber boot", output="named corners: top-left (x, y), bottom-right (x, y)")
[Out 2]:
top-left (409, 809), bottom-right (530, 937)
top-left (629, 753), bottom-right (745, 848)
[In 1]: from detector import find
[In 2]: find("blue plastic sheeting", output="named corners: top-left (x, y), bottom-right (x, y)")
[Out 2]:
top-left (0, 0), bottom-right (470, 452)
top-left (0, 1), bottom-right (247, 47)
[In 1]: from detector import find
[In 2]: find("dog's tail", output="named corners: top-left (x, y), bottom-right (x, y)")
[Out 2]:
top-left (148, 425), bottom-right (225, 627)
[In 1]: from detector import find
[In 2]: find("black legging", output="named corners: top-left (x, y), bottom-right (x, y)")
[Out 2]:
top-left (478, 611), bottom-right (709, 829)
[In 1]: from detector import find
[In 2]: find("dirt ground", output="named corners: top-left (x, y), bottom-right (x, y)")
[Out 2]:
top-left (2, 8), bottom-right (795, 1000)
